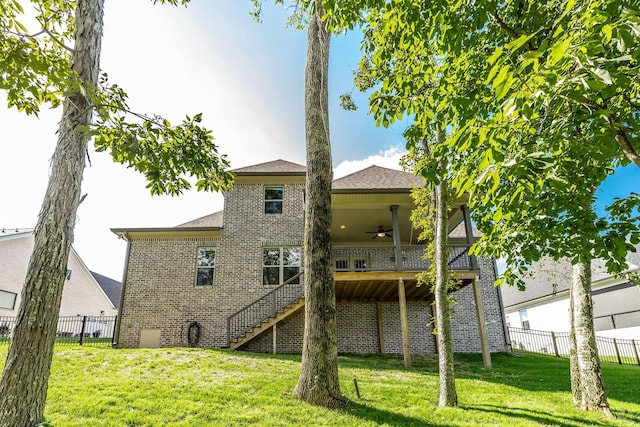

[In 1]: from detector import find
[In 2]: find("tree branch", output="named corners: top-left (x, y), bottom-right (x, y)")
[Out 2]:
top-left (613, 126), bottom-right (640, 168)
top-left (7, 27), bottom-right (74, 53)
top-left (489, 10), bottom-right (536, 52)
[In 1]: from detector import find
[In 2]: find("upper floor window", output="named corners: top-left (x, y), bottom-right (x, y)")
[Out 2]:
top-left (0, 289), bottom-right (17, 310)
top-left (196, 247), bottom-right (216, 286)
top-left (265, 186), bottom-right (284, 214)
top-left (263, 247), bottom-right (301, 285)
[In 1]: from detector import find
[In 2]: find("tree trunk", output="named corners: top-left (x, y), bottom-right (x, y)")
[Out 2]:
top-left (433, 129), bottom-right (457, 407)
top-left (0, 1), bottom-right (103, 425)
top-left (571, 261), bottom-right (612, 416)
top-left (293, 5), bottom-right (344, 408)
top-left (568, 284), bottom-right (582, 407)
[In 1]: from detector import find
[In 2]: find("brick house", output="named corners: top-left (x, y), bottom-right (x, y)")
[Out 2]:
top-left (112, 159), bottom-right (510, 358)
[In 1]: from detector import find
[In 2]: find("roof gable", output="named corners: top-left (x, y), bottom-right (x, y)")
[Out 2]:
top-left (90, 271), bottom-right (122, 308)
top-left (332, 165), bottom-right (423, 191)
top-left (177, 211), bottom-right (223, 228)
top-left (232, 159), bottom-right (306, 175)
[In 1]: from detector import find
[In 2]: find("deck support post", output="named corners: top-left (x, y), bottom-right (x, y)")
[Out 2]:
top-left (377, 302), bottom-right (385, 354)
top-left (398, 277), bottom-right (412, 367)
top-left (472, 278), bottom-right (492, 368)
top-left (272, 323), bottom-right (277, 355)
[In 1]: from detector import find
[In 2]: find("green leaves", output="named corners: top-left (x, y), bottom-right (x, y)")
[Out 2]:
top-left (1, 2), bottom-right (233, 197)
top-left (347, 0), bottom-right (640, 287)
top-left (93, 102), bottom-right (234, 196)
top-left (0, 0), bottom-right (75, 114)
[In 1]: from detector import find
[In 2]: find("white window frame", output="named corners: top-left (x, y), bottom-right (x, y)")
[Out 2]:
top-left (262, 246), bottom-right (301, 285)
top-left (0, 289), bottom-right (17, 310)
top-left (264, 185), bottom-right (284, 214)
top-left (196, 247), bottom-right (216, 287)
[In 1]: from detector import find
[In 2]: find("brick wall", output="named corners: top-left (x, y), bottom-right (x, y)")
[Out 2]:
top-left (117, 181), bottom-right (305, 348)
top-left (117, 179), bottom-right (509, 354)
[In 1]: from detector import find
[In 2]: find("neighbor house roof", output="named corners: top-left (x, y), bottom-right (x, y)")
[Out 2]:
top-left (332, 165), bottom-right (423, 192)
top-left (90, 271), bottom-right (122, 309)
top-left (177, 211), bottom-right (223, 228)
top-left (232, 159), bottom-right (307, 175)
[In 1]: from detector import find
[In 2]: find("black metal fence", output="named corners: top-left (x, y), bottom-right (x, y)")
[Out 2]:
top-left (508, 326), bottom-right (640, 366)
top-left (0, 315), bottom-right (117, 347)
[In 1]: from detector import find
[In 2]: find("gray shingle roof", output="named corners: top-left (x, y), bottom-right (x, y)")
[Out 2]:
top-left (232, 159), bottom-right (306, 175)
top-left (90, 271), bottom-right (122, 309)
top-left (332, 165), bottom-right (424, 191)
top-left (177, 211), bottom-right (223, 228)
top-left (449, 223), bottom-right (482, 239)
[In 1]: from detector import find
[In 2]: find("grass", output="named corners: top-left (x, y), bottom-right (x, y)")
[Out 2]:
top-left (0, 347), bottom-right (638, 426)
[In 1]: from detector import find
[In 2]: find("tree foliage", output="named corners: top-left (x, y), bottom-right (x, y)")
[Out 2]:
top-left (1, 0), bottom-right (234, 195)
top-left (0, 1), bottom-right (233, 425)
top-left (319, 0), bottom-right (638, 415)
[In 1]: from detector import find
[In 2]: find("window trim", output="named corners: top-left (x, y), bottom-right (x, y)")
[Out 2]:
top-left (262, 246), bottom-right (301, 286)
top-left (264, 185), bottom-right (284, 214)
top-left (195, 247), bottom-right (216, 287)
top-left (0, 289), bottom-right (17, 310)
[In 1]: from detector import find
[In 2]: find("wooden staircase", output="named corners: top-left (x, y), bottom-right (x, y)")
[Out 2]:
top-left (229, 296), bottom-right (305, 350)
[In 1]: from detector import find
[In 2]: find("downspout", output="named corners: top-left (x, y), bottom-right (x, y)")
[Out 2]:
top-left (112, 231), bottom-right (131, 348)
top-left (493, 257), bottom-right (512, 351)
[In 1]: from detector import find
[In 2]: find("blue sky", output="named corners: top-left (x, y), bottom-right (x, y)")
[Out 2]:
top-left (0, 0), bottom-right (637, 280)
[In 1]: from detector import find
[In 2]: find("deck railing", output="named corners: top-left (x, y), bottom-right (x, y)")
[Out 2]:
top-left (226, 244), bottom-right (476, 346)
top-left (226, 272), bottom-right (304, 345)
top-left (331, 244), bottom-right (474, 272)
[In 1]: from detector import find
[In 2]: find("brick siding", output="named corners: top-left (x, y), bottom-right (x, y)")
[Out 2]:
top-left (117, 180), bottom-right (509, 354)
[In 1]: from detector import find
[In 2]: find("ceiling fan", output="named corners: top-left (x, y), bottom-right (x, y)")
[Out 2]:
top-left (366, 226), bottom-right (393, 239)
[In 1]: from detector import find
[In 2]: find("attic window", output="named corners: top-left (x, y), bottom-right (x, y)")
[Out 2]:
top-left (264, 186), bottom-right (283, 214)
top-left (0, 289), bottom-right (17, 310)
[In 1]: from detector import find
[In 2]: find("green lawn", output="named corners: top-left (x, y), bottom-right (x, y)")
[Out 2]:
top-left (0, 347), bottom-right (638, 426)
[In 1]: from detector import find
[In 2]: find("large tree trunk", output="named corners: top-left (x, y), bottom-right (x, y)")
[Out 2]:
top-left (571, 261), bottom-right (612, 416)
top-left (433, 129), bottom-right (457, 407)
top-left (0, 1), bottom-right (103, 425)
top-left (293, 5), bottom-right (344, 408)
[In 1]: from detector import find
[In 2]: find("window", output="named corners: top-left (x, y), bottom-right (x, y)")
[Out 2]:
top-left (265, 186), bottom-right (284, 214)
top-left (519, 309), bottom-right (530, 330)
top-left (263, 247), bottom-right (301, 285)
top-left (0, 290), bottom-right (17, 310)
top-left (196, 247), bottom-right (216, 286)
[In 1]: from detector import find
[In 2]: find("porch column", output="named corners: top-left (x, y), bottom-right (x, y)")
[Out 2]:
top-left (472, 278), bottom-right (492, 368)
top-left (390, 205), bottom-right (403, 271)
top-left (398, 277), bottom-right (412, 367)
top-left (462, 204), bottom-right (479, 270)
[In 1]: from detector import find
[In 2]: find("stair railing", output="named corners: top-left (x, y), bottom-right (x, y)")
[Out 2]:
top-left (226, 271), bottom-right (304, 345)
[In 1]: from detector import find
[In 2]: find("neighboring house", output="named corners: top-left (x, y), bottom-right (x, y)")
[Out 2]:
top-left (502, 244), bottom-right (640, 339)
top-left (112, 159), bottom-right (510, 358)
top-left (0, 229), bottom-right (119, 317)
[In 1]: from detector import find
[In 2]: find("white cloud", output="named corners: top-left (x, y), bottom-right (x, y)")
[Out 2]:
top-left (333, 146), bottom-right (406, 179)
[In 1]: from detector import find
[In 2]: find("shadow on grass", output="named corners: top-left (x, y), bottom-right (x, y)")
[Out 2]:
top-left (344, 399), bottom-right (449, 427)
top-left (464, 403), bottom-right (636, 427)
top-left (221, 349), bottom-right (640, 408)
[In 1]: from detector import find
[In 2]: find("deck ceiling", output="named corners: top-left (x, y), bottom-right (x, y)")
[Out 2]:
top-left (333, 272), bottom-right (477, 303)
top-left (331, 192), bottom-right (468, 245)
